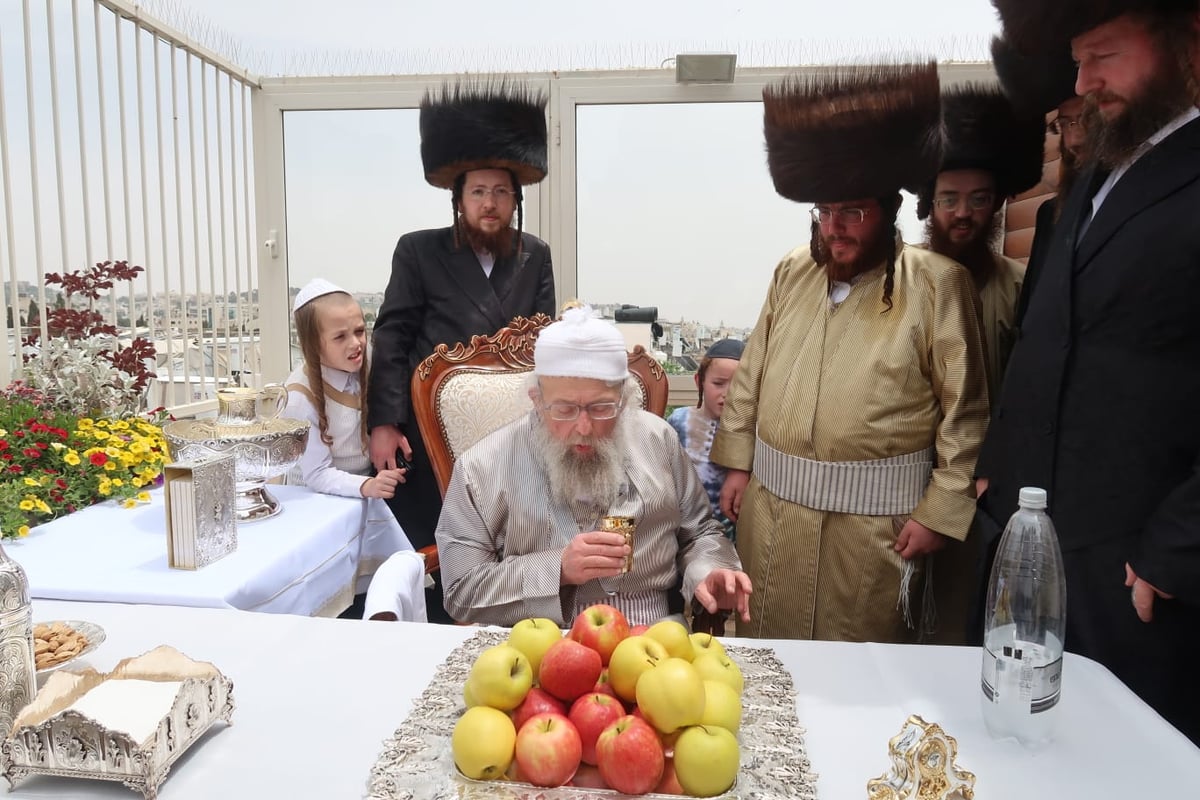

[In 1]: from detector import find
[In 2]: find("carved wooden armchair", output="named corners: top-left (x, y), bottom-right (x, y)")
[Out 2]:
top-left (409, 314), bottom-right (668, 577)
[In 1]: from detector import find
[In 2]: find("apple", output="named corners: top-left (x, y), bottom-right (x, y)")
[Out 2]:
top-left (452, 706), bottom-right (517, 780)
top-left (607, 635), bottom-right (669, 702)
top-left (463, 679), bottom-right (480, 709)
top-left (514, 712), bottom-right (582, 787)
top-left (656, 757), bottom-right (686, 794)
top-left (673, 725), bottom-right (739, 797)
top-left (592, 667), bottom-right (618, 699)
top-left (692, 651), bottom-right (745, 695)
top-left (539, 638), bottom-right (603, 702)
top-left (595, 715), bottom-right (665, 794)
top-left (645, 619), bottom-right (694, 661)
top-left (469, 644), bottom-right (534, 711)
top-left (700, 679), bottom-right (742, 732)
top-left (570, 763), bottom-right (609, 789)
top-left (629, 624), bottom-right (650, 636)
top-left (635, 657), bottom-right (706, 734)
top-left (507, 617), bottom-right (563, 677)
top-left (568, 604), bottom-right (630, 665)
top-left (511, 686), bottom-right (568, 732)
top-left (568, 692), bottom-right (627, 765)
top-left (689, 631), bottom-right (727, 660)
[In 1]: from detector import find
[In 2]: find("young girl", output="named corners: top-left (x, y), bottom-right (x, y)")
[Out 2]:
top-left (282, 278), bottom-right (424, 621)
top-left (667, 338), bottom-right (744, 540)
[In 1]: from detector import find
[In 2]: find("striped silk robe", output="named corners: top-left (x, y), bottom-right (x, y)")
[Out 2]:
top-left (711, 241), bottom-right (989, 642)
top-left (436, 410), bottom-right (742, 627)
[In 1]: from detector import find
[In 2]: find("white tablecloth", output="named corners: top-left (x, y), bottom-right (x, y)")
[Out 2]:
top-left (7, 600), bottom-right (1196, 799)
top-left (10, 486), bottom-right (412, 617)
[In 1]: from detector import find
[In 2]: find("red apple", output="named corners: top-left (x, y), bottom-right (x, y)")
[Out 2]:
top-left (569, 692), bottom-right (627, 765)
top-left (570, 763), bottom-right (609, 789)
top-left (629, 624), bottom-right (650, 636)
top-left (511, 686), bottom-right (568, 732)
top-left (656, 758), bottom-right (686, 794)
top-left (593, 668), bottom-right (618, 699)
top-left (514, 712), bottom-right (582, 788)
top-left (539, 639), bottom-right (603, 703)
top-left (568, 604), bottom-right (630, 665)
top-left (595, 715), bottom-right (665, 795)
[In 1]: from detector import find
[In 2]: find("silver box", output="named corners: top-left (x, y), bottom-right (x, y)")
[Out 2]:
top-left (163, 455), bottom-right (237, 570)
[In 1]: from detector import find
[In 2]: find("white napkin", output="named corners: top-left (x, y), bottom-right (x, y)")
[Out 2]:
top-left (364, 550), bottom-right (428, 622)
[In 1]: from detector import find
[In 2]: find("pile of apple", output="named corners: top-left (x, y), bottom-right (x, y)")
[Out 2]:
top-left (451, 604), bottom-right (744, 797)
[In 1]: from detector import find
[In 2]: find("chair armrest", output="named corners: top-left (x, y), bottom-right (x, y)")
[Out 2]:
top-left (418, 544), bottom-right (440, 576)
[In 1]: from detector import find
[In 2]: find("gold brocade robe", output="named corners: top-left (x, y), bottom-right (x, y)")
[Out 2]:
top-left (710, 243), bottom-right (989, 642)
top-left (979, 255), bottom-right (1025, 400)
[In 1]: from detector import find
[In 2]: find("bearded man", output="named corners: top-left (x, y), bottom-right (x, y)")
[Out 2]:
top-left (980, 0), bottom-right (1200, 743)
top-left (917, 84), bottom-right (1044, 399)
top-left (368, 81), bottom-right (556, 621)
top-left (712, 63), bottom-right (990, 643)
top-left (435, 307), bottom-right (751, 627)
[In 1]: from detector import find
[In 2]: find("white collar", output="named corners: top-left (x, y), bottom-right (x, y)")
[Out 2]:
top-left (1119, 106), bottom-right (1200, 171)
top-left (319, 363), bottom-right (358, 392)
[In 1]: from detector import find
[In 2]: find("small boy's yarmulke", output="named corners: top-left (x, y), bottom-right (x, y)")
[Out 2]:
top-left (293, 278), bottom-right (348, 313)
top-left (705, 339), bottom-right (745, 361)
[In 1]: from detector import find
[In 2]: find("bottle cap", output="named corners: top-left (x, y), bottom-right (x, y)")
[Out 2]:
top-left (1018, 487), bottom-right (1048, 509)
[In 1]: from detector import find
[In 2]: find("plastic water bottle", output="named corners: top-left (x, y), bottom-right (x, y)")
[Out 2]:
top-left (980, 486), bottom-right (1067, 748)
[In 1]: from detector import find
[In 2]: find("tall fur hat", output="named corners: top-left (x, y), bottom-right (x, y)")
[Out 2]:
top-left (916, 83), bottom-right (1047, 219)
top-left (419, 79), bottom-right (548, 189)
top-left (990, 35), bottom-right (1078, 116)
top-left (763, 62), bottom-right (944, 203)
top-left (992, 0), bottom-right (1198, 54)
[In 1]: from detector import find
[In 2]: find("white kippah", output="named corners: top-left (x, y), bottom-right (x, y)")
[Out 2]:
top-left (293, 278), bottom-right (348, 313)
top-left (534, 305), bottom-right (628, 382)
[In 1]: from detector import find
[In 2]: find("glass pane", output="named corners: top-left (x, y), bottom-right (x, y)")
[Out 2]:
top-left (576, 102), bottom-right (923, 372)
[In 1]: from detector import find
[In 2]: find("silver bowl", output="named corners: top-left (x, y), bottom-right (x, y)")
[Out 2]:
top-left (163, 418), bottom-right (309, 522)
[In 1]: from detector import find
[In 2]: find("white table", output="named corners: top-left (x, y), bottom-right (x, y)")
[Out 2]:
top-left (9, 600), bottom-right (1197, 799)
top-left (10, 486), bottom-right (410, 617)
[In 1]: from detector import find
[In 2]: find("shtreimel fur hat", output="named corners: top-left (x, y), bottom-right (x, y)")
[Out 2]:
top-left (916, 83), bottom-right (1047, 219)
top-left (419, 79), bottom-right (548, 190)
top-left (990, 35), bottom-right (1079, 116)
top-left (763, 62), bottom-right (944, 203)
top-left (992, 0), bottom-right (1198, 54)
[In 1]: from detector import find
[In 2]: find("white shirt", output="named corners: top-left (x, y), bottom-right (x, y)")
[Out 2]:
top-left (476, 250), bottom-right (495, 278)
top-left (281, 363), bottom-right (369, 498)
top-left (1086, 107), bottom-right (1200, 227)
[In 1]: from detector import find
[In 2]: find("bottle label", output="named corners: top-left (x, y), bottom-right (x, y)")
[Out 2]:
top-left (981, 644), bottom-right (1062, 713)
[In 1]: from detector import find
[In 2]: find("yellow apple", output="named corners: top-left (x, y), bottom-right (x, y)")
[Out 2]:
top-left (688, 632), bottom-right (727, 660)
top-left (645, 620), bottom-right (694, 661)
top-left (692, 651), bottom-right (744, 695)
top-left (700, 680), bottom-right (742, 732)
top-left (673, 725), bottom-right (739, 796)
top-left (469, 644), bottom-right (534, 711)
top-left (452, 706), bottom-right (517, 780)
top-left (507, 618), bottom-right (563, 677)
top-left (608, 635), bottom-right (670, 703)
top-left (635, 657), bottom-right (706, 734)
top-left (463, 678), bottom-right (480, 709)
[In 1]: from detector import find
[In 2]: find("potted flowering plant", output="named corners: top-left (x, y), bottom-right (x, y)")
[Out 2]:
top-left (1, 262), bottom-right (168, 539)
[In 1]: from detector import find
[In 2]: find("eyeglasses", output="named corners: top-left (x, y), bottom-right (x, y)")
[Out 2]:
top-left (466, 186), bottom-right (514, 201)
top-left (932, 191), bottom-right (995, 212)
top-left (542, 400), bottom-right (623, 421)
top-left (811, 206), bottom-right (868, 225)
top-left (1047, 115), bottom-right (1082, 135)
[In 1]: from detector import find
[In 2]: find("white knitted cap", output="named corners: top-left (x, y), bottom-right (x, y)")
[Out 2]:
top-left (534, 305), bottom-right (628, 382)
top-left (293, 278), bottom-right (348, 313)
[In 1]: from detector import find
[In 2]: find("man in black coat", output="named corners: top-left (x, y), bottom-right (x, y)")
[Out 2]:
top-left (980, 0), bottom-right (1200, 743)
top-left (367, 82), bottom-right (557, 620)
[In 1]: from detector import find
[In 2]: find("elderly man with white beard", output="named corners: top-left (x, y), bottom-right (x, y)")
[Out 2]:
top-left (434, 306), bottom-right (753, 627)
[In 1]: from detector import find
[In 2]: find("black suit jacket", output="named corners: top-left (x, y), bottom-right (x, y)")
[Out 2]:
top-left (367, 226), bottom-right (556, 429)
top-left (978, 116), bottom-right (1200, 602)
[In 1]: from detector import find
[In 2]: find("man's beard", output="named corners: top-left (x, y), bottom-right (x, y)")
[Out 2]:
top-left (1083, 57), bottom-right (1195, 169)
top-left (925, 214), bottom-right (1003, 287)
top-left (459, 216), bottom-right (517, 257)
top-left (815, 224), bottom-right (896, 282)
top-left (532, 412), bottom-right (628, 511)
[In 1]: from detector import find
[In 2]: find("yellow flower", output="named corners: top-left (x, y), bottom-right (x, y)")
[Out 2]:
top-left (137, 491), bottom-right (151, 502)
top-left (64, 451), bottom-right (81, 466)
top-left (17, 525), bottom-right (29, 538)
top-left (122, 498), bottom-right (138, 509)
top-left (0, 428), bottom-right (7, 437)
top-left (132, 477), bottom-right (144, 488)
top-left (77, 418), bottom-right (94, 430)
top-left (95, 419), bottom-right (109, 428)
top-left (34, 500), bottom-right (50, 514)
top-left (18, 500), bottom-right (34, 512)
top-left (98, 482), bottom-right (112, 496)
top-left (113, 420), bottom-right (130, 431)
top-left (50, 442), bottom-right (66, 450)
top-left (111, 478), bottom-right (124, 487)
top-left (92, 430), bottom-right (111, 441)
top-left (103, 462), bottom-right (116, 472)
top-left (23, 477), bottom-right (39, 487)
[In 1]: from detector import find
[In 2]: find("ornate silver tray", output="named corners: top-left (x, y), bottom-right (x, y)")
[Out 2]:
top-left (367, 630), bottom-right (818, 800)
top-left (1, 645), bottom-right (234, 799)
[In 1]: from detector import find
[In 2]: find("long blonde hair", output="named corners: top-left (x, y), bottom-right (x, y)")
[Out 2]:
top-left (293, 292), bottom-right (370, 448)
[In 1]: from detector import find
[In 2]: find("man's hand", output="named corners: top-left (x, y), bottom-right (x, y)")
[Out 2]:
top-left (369, 425), bottom-right (411, 472)
top-left (561, 531), bottom-right (630, 586)
top-left (1125, 562), bottom-right (1174, 623)
top-left (894, 519), bottom-right (949, 560)
top-left (694, 569), bottom-right (753, 623)
top-left (975, 477), bottom-right (989, 498)
top-left (361, 468), bottom-right (407, 499)
top-left (719, 470), bottom-right (751, 522)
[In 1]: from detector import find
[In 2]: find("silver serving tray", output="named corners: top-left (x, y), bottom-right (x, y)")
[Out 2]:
top-left (2, 645), bottom-right (234, 800)
top-left (367, 630), bottom-right (818, 800)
